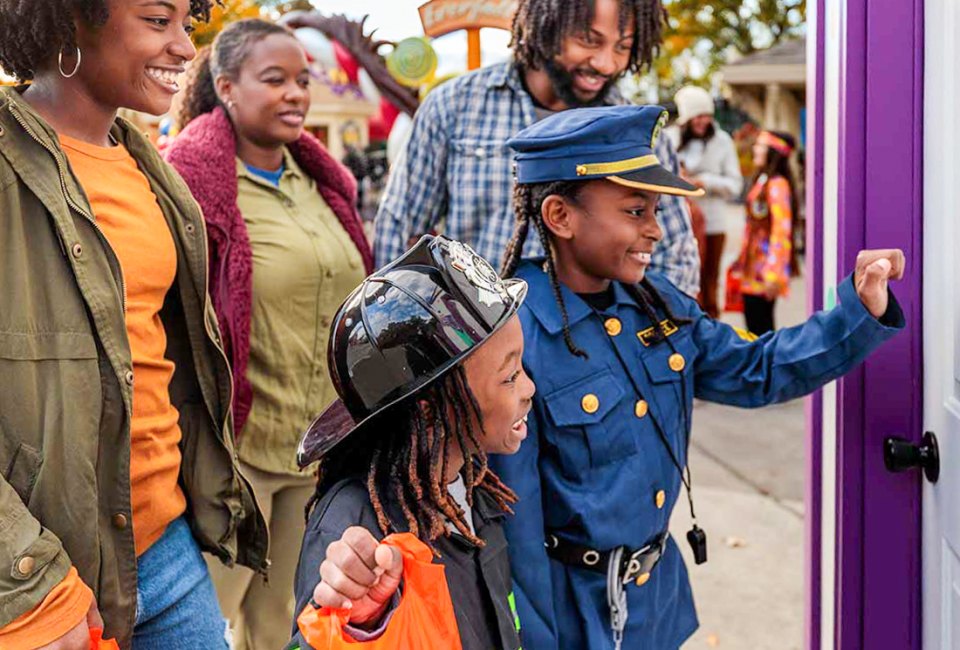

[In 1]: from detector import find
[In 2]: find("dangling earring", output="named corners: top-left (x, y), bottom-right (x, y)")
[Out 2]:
top-left (58, 45), bottom-right (82, 79)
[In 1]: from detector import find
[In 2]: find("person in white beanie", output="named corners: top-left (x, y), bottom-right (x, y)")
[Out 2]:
top-left (666, 85), bottom-right (743, 318)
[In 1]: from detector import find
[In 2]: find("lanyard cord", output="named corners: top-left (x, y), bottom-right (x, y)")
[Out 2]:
top-left (588, 305), bottom-right (699, 525)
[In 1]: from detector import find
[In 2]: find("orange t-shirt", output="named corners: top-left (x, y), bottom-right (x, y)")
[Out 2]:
top-left (61, 133), bottom-right (187, 555)
top-left (1, 135), bottom-right (189, 646)
top-left (0, 567), bottom-right (94, 647)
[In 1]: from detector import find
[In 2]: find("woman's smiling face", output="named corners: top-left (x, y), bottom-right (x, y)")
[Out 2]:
top-left (216, 32), bottom-right (312, 149)
top-left (72, 0), bottom-right (197, 115)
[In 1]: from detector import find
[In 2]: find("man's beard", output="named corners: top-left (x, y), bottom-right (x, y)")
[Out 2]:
top-left (543, 59), bottom-right (619, 108)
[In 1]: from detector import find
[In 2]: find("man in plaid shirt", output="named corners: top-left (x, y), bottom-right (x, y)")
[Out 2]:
top-left (374, 0), bottom-right (700, 297)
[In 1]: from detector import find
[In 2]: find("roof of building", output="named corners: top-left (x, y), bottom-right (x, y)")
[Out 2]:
top-left (722, 39), bottom-right (806, 87)
top-left (728, 39), bottom-right (806, 68)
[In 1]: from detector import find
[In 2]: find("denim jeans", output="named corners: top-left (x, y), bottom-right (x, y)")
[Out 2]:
top-left (132, 516), bottom-right (230, 649)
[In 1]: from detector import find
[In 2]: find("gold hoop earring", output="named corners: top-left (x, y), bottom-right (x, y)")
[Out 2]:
top-left (58, 45), bottom-right (82, 78)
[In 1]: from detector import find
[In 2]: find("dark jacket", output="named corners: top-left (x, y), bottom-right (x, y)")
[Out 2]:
top-left (164, 107), bottom-right (374, 435)
top-left (291, 478), bottom-right (523, 650)
top-left (0, 87), bottom-right (268, 648)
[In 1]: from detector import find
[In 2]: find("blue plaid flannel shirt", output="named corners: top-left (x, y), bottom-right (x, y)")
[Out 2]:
top-left (373, 62), bottom-right (701, 297)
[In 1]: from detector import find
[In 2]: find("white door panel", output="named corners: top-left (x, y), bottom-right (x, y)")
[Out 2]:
top-left (924, 1), bottom-right (960, 648)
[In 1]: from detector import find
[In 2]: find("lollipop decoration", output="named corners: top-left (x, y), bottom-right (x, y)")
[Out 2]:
top-left (386, 37), bottom-right (439, 89)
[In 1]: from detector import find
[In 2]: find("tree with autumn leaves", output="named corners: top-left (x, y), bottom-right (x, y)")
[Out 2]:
top-left (192, 0), bottom-right (804, 101)
top-left (191, 0), bottom-right (315, 46)
top-left (654, 0), bottom-right (806, 96)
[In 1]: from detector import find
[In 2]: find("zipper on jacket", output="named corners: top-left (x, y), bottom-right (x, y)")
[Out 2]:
top-left (8, 107), bottom-right (128, 313)
top-left (169, 190), bottom-right (236, 445)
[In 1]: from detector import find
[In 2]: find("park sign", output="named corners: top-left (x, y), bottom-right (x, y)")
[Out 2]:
top-left (418, 0), bottom-right (517, 38)
top-left (418, 0), bottom-right (517, 70)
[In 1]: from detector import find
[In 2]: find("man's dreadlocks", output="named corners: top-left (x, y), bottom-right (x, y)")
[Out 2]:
top-left (511, 0), bottom-right (666, 75)
top-left (501, 180), bottom-right (691, 358)
top-left (0, 0), bottom-right (218, 82)
top-left (308, 366), bottom-right (516, 550)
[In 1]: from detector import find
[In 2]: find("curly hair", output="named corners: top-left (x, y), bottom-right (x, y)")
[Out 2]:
top-left (178, 18), bottom-right (293, 129)
top-left (0, 0), bottom-right (218, 82)
top-left (308, 366), bottom-right (517, 550)
top-left (511, 0), bottom-right (666, 75)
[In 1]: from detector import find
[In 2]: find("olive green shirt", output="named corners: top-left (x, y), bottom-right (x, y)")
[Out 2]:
top-left (236, 149), bottom-right (365, 475)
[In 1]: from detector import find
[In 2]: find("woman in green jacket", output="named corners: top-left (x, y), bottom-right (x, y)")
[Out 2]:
top-left (166, 20), bottom-right (373, 650)
top-left (0, 2), bottom-right (266, 648)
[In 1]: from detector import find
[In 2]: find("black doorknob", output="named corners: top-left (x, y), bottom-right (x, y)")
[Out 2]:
top-left (883, 431), bottom-right (940, 483)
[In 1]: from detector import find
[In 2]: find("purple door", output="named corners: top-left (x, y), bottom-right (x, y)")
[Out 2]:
top-left (807, 0), bottom-right (924, 648)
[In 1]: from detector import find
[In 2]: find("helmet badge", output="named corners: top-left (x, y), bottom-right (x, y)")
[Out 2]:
top-left (445, 240), bottom-right (511, 307)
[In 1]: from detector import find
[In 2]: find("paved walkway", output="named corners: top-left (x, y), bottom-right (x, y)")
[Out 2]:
top-left (678, 203), bottom-right (807, 649)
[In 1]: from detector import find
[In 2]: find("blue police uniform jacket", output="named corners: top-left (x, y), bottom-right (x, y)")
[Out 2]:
top-left (489, 260), bottom-right (905, 650)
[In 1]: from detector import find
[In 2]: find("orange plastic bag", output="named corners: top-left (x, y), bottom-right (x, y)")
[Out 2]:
top-left (724, 263), bottom-right (744, 313)
top-left (89, 628), bottom-right (120, 649)
top-left (297, 533), bottom-right (462, 650)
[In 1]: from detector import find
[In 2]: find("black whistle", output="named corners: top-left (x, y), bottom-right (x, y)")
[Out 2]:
top-left (687, 526), bottom-right (708, 565)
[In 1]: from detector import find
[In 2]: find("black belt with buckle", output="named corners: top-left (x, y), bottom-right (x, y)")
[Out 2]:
top-left (544, 532), bottom-right (669, 585)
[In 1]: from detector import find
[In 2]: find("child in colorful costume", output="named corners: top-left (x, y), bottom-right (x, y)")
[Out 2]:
top-left (736, 130), bottom-right (800, 334)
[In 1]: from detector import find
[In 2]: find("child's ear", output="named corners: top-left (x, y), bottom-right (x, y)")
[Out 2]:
top-left (541, 194), bottom-right (575, 241)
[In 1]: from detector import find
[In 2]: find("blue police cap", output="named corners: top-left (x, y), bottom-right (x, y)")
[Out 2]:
top-left (508, 105), bottom-right (705, 197)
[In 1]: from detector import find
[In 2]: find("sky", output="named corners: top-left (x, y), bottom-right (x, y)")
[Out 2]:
top-left (0, 1), bottom-right (508, 83)
top-left (309, 0), bottom-right (513, 75)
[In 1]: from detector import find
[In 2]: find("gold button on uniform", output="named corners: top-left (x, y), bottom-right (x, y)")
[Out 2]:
top-left (668, 353), bottom-right (686, 373)
top-left (635, 400), bottom-right (649, 418)
top-left (604, 318), bottom-right (622, 337)
top-left (581, 394), bottom-right (600, 414)
top-left (112, 513), bottom-right (129, 530)
top-left (655, 490), bottom-right (667, 509)
top-left (636, 572), bottom-right (651, 587)
top-left (16, 556), bottom-right (35, 576)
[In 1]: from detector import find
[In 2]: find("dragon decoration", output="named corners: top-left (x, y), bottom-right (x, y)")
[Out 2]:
top-left (279, 11), bottom-right (421, 117)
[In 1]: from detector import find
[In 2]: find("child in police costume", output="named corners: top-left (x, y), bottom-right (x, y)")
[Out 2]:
top-left (289, 235), bottom-right (535, 650)
top-left (490, 105), bottom-right (906, 650)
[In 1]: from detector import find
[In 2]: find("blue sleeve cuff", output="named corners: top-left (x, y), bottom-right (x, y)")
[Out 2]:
top-left (837, 272), bottom-right (906, 332)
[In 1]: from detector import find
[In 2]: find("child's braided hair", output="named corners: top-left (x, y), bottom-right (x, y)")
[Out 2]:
top-left (308, 366), bottom-right (516, 550)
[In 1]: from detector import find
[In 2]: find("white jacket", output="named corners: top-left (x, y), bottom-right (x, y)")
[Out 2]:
top-left (665, 125), bottom-right (743, 234)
